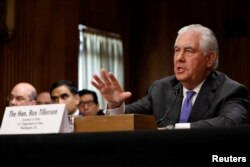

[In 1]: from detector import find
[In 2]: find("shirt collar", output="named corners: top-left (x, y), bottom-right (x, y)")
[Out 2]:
top-left (71, 109), bottom-right (80, 116)
top-left (183, 80), bottom-right (205, 95)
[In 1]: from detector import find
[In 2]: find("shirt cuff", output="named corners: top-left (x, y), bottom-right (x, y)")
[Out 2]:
top-left (105, 103), bottom-right (125, 115)
top-left (174, 123), bottom-right (191, 129)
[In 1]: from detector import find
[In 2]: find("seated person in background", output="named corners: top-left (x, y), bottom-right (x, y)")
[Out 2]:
top-left (49, 80), bottom-right (80, 116)
top-left (8, 82), bottom-right (37, 106)
top-left (91, 24), bottom-right (249, 129)
top-left (37, 91), bottom-right (52, 105)
top-left (78, 89), bottom-right (104, 116)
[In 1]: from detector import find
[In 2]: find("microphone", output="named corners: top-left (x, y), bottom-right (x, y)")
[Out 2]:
top-left (156, 88), bottom-right (180, 125)
top-left (174, 87), bottom-right (180, 96)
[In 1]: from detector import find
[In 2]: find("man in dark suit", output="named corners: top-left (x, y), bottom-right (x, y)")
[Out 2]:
top-left (91, 24), bottom-right (249, 129)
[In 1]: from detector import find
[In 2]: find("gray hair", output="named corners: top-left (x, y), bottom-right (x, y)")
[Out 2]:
top-left (29, 90), bottom-right (37, 100)
top-left (176, 24), bottom-right (219, 69)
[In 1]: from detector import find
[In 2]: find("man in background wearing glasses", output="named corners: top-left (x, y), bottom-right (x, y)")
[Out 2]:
top-left (8, 82), bottom-right (37, 106)
top-left (78, 89), bottom-right (104, 116)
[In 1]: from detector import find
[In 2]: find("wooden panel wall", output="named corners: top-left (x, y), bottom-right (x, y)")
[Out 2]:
top-left (0, 0), bottom-right (79, 120)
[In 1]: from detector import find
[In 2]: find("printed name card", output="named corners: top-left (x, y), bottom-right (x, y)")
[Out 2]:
top-left (0, 104), bottom-right (70, 134)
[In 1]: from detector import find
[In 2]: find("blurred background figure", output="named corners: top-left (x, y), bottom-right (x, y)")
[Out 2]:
top-left (36, 91), bottom-right (52, 105)
top-left (8, 82), bottom-right (37, 106)
top-left (50, 80), bottom-right (80, 116)
top-left (78, 89), bottom-right (104, 116)
top-left (50, 80), bottom-right (80, 132)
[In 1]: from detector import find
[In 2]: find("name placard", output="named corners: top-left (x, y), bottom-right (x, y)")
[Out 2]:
top-left (0, 104), bottom-right (70, 134)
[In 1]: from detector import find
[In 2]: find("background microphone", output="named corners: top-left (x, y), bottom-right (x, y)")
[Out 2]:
top-left (156, 88), bottom-right (180, 125)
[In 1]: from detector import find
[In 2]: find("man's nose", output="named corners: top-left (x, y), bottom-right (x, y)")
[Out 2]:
top-left (57, 98), bottom-right (65, 104)
top-left (10, 99), bottom-right (17, 106)
top-left (175, 51), bottom-right (185, 60)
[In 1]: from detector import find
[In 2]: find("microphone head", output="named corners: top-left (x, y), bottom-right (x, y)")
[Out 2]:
top-left (174, 87), bottom-right (180, 96)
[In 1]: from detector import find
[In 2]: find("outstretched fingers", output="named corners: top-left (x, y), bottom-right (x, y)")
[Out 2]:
top-left (91, 69), bottom-right (117, 92)
top-left (91, 69), bottom-right (132, 108)
top-left (108, 72), bottom-right (123, 90)
top-left (91, 74), bottom-right (105, 90)
top-left (101, 69), bottom-right (112, 86)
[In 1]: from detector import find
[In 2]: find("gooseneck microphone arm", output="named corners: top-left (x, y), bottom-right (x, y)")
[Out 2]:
top-left (156, 88), bottom-right (180, 125)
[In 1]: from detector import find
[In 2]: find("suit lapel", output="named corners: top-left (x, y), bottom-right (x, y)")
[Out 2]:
top-left (188, 72), bottom-right (217, 121)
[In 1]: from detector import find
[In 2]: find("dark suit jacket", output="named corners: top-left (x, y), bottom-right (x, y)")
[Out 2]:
top-left (97, 109), bottom-right (105, 115)
top-left (125, 71), bottom-right (249, 128)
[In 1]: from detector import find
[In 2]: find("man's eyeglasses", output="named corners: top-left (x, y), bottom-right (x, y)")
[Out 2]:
top-left (7, 95), bottom-right (32, 102)
top-left (78, 100), bottom-right (95, 107)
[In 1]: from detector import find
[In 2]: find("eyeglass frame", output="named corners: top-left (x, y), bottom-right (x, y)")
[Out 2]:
top-left (7, 95), bottom-right (34, 102)
top-left (78, 100), bottom-right (96, 107)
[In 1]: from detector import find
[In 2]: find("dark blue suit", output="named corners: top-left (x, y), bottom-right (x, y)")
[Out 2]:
top-left (125, 71), bottom-right (249, 128)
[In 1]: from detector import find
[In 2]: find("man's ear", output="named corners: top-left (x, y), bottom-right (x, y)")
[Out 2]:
top-left (206, 51), bottom-right (217, 68)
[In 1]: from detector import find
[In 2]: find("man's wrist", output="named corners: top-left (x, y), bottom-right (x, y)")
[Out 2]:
top-left (105, 103), bottom-right (125, 115)
top-left (157, 125), bottom-right (175, 130)
top-left (107, 102), bottom-right (123, 109)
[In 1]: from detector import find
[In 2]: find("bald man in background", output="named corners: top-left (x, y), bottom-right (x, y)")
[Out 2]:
top-left (37, 91), bottom-right (52, 105)
top-left (8, 82), bottom-right (37, 106)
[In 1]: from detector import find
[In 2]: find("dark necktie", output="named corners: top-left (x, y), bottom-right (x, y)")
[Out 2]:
top-left (179, 90), bottom-right (196, 123)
